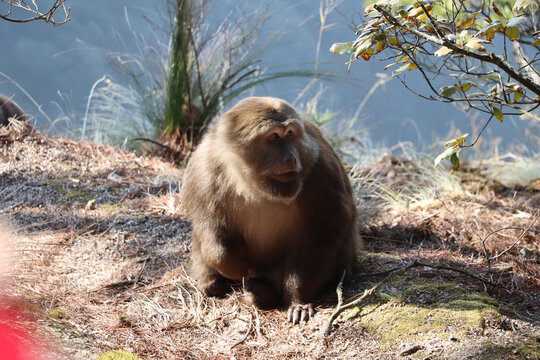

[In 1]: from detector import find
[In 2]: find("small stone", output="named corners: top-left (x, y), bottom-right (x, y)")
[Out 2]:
top-left (85, 199), bottom-right (96, 210)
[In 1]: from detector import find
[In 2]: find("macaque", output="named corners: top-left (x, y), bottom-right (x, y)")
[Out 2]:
top-left (182, 97), bottom-right (360, 323)
top-left (0, 94), bottom-right (27, 127)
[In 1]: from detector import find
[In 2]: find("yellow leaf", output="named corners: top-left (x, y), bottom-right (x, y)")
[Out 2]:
top-left (533, 39), bottom-right (540, 46)
top-left (360, 47), bottom-right (374, 61)
top-left (492, 107), bottom-right (504, 122)
top-left (399, 56), bottom-right (410, 63)
top-left (408, 62), bottom-right (417, 70)
top-left (375, 40), bottom-right (386, 53)
top-left (408, 7), bottom-right (424, 19)
top-left (460, 17), bottom-right (475, 29)
top-left (466, 38), bottom-right (488, 52)
top-left (485, 27), bottom-right (496, 41)
top-left (434, 46), bottom-right (453, 57)
top-left (505, 27), bottom-right (519, 41)
top-left (360, 53), bottom-right (372, 61)
top-left (388, 37), bottom-right (402, 46)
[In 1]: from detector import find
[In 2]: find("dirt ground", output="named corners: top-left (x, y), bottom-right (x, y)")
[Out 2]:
top-left (0, 130), bottom-right (538, 359)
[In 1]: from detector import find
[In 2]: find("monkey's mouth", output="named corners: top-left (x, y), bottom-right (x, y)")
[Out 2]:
top-left (269, 171), bottom-right (297, 183)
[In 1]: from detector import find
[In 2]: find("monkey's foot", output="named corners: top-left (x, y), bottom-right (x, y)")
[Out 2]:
top-left (287, 303), bottom-right (314, 324)
top-left (243, 278), bottom-right (280, 309)
top-left (199, 276), bottom-right (232, 298)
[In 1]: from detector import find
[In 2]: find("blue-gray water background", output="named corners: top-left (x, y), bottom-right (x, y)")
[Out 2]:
top-left (0, 0), bottom-right (536, 150)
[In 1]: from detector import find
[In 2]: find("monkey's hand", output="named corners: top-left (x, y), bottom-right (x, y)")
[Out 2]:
top-left (287, 303), bottom-right (314, 324)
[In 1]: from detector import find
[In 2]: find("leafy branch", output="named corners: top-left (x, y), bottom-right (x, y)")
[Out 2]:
top-left (330, 0), bottom-right (540, 168)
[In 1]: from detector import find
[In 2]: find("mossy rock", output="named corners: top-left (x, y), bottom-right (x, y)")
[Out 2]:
top-left (402, 282), bottom-right (498, 307)
top-left (476, 336), bottom-right (540, 359)
top-left (59, 189), bottom-right (94, 203)
top-left (358, 281), bottom-right (500, 345)
top-left (97, 350), bottom-right (142, 360)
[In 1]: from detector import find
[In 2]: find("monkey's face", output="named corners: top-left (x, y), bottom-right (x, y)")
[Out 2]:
top-left (249, 121), bottom-right (305, 199)
top-left (217, 97), bottom-right (318, 202)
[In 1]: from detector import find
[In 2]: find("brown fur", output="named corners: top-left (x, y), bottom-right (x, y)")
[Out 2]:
top-left (0, 94), bottom-right (27, 127)
top-left (182, 97), bottom-right (360, 322)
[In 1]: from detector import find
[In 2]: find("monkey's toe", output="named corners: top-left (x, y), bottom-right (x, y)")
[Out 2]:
top-left (287, 303), bottom-right (314, 324)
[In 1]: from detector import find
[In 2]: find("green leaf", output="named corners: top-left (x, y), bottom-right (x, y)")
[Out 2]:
top-left (514, 89), bottom-right (524, 102)
top-left (392, 63), bottom-right (410, 76)
top-left (482, 75), bottom-right (501, 80)
top-left (450, 151), bottom-right (460, 170)
top-left (330, 42), bottom-right (354, 55)
top-left (435, 134), bottom-right (469, 168)
top-left (441, 85), bottom-right (459, 97)
top-left (461, 83), bottom-right (473, 92)
top-left (388, 37), bottom-right (402, 46)
top-left (492, 107), bottom-right (504, 122)
top-left (504, 26), bottom-right (519, 41)
top-left (434, 146), bottom-right (454, 168)
top-left (444, 133), bottom-right (469, 147)
top-left (398, 9), bottom-right (409, 18)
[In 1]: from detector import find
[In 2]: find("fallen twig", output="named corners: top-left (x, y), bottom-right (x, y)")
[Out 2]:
top-left (132, 137), bottom-right (178, 153)
top-left (489, 212), bottom-right (539, 262)
top-left (324, 261), bottom-right (419, 335)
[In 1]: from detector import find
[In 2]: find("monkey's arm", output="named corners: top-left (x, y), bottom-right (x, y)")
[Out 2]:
top-left (197, 224), bottom-right (248, 280)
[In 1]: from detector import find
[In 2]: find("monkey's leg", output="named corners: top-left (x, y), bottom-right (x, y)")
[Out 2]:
top-left (191, 245), bottom-right (234, 297)
top-left (191, 226), bottom-right (248, 297)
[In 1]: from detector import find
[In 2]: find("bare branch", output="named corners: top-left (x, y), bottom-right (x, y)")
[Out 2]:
top-left (0, 0), bottom-right (70, 25)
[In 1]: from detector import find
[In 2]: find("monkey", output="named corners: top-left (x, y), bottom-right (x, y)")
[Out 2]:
top-left (0, 94), bottom-right (27, 127)
top-left (181, 97), bottom-right (360, 323)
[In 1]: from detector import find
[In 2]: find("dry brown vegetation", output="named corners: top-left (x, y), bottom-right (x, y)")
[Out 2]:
top-left (0, 130), bottom-right (538, 359)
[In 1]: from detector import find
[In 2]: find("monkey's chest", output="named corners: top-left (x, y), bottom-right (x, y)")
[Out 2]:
top-left (232, 201), bottom-right (301, 260)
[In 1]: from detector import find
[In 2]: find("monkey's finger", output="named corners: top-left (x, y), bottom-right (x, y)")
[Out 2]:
top-left (288, 305), bottom-right (302, 324)
top-left (293, 306), bottom-right (302, 324)
top-left (287, 306), bottom-right (294, 323)
top-left (300, 307), bottom-right (308, 323)
top-left (307, 303), bottom-right (314, 319)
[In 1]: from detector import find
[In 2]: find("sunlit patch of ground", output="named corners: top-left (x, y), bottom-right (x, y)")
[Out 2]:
top-left (1, 133), bottom-right (538, 359)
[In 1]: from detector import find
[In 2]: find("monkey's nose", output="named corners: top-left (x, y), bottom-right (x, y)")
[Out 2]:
top-left (286, 157), bottom-right (297, 172)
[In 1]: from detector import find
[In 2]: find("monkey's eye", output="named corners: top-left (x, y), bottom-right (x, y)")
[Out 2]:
top-left (270, 132), bottom-right (280, 140)
top-left (285, 130), bottom-right (293, 138)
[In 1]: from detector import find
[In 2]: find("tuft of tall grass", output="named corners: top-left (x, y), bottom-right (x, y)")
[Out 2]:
top-left (83, 0), bottom-right (329, 161)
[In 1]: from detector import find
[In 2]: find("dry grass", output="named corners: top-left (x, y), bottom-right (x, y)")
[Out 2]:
top-left (0, 131), bottom-right (538, 359)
